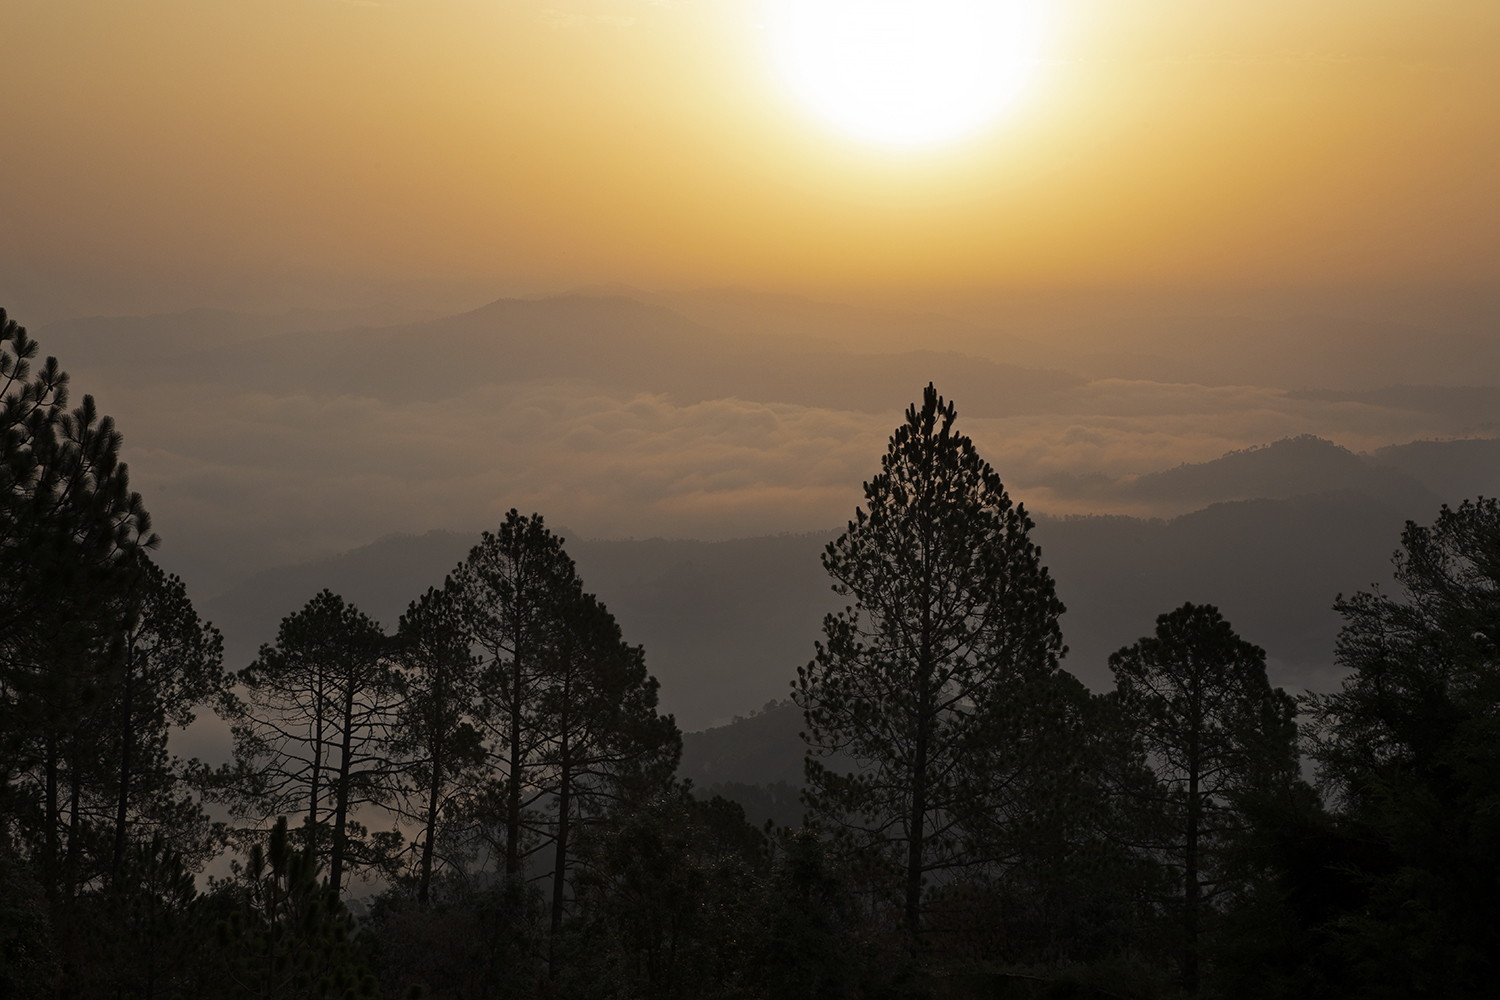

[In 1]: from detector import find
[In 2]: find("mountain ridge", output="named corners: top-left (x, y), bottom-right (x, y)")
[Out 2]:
top-left (48, 293), bottom-right (1086, 417)
top-left (199, 432), bottom-right (1491, 732)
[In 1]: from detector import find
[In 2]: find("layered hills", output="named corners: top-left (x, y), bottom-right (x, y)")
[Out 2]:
top-left (38, 291), bottom-right (1500, 600)
top-left (46, 294), bottom-right (1083, 417)
top-left (36, 290), bottom-right (1500, 803)
top-left (203, 435), bottom-right (1480, 736)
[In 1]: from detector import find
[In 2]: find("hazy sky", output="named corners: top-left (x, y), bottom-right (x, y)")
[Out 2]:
top-left (4, 0), bottom-right (1498, 319)
top-left (6, 0), bottom-right (1500, 606)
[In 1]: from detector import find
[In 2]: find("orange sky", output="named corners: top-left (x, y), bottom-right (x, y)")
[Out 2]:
top-left (3, 0), bottom-right (1498, 316)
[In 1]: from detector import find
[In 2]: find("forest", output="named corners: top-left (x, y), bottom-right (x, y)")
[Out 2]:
top-left (4, 304), bottom-right (1500, 1000)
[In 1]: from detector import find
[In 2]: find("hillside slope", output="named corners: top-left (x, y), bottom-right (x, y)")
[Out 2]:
top-left (1041, 434), bottom-right (1439, 513)
top-left (207, 489), bottom-right (1409, 733)
top-left (199, 434), bottom-right (1494, 737)
top-left (50, 294), bottom-right (1083, 417)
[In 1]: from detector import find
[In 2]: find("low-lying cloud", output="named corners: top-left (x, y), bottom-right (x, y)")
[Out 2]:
top-left (81, 370), bottom-right (1482, 599)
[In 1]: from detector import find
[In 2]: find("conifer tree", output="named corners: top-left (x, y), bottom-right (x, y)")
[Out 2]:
top-left (450, 511), bottom-right (578, 876)
top-left (1108, 602), bottom-right (1298, 995)
top-left (1, 308), bottom-right (156, 900)
top-left (1304, 498), bottom-right (1500, 997)
top-left (391, 585), bottom-right (484, 905)
top-left (1, 307), bottom-right (155, 626)
top-left (76, 834), bottom-right (206, 999)
top-left (537, 590), bottom-right (680, 954)
top-left (222, 591), bottom-right (401, 890)
top-left (216, 816), bottom-right (385, 1000)
top-left (795, 384), bottom-right (1066, 937)
top-left (110, 556), bottom-right (226, 881)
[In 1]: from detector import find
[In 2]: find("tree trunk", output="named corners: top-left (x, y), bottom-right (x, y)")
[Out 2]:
top-left (1184, 779), bottom-right (1200, 994)
top-left (549, 751), bottom-right (571, 976)
top-left (66, 736), bottom-right (82, 900)
top-left (44, 738), bottom-right (59, 897)
top-left (506, 642), bottom-right (524, 875)
top-left (905, 720), bottom-right (928, 938)
top-left (906, 531), bottom-right (935, 940)
top-left (308, 680), bottom-right (324, 860)
top-left (330, 680), bottom-right (357, 895)
top-left (1183, 689), bottom-right (1202, 996)
top-left (418, 653), bottom-right (448, 906)
top-left (417, 743), bottom-right (442, 906)
top-left (112, 642), bottom-right (135, 884)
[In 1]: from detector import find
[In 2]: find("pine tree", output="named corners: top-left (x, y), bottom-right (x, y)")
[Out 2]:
top-left (390, 585), bottom-right (484, 905)
top-left (216, 816), bottom-right (385, 1000)
top-left (795, 384), bottom-right (1066, 937)
top-left (1, 308), bottom-right (156, 901)
top-left (537, 589), bottom-right (680, 959)
top-left (1305, 498), bottom-right (1500, 997)
top-left (110, 555), bottom-right (227, 881)
top-left (221, 592), bottom-right (401, 891)
top-left (1108, 602), bottom-right (1298, 995)
top-left (450, 511), bottom-right (578, 878)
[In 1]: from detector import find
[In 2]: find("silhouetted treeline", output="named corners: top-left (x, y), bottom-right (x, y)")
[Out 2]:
top-left (6, 315), bottom-right (1500, 999)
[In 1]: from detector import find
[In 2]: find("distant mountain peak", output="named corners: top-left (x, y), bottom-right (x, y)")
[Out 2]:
top-left (1036, 434), bottom-right (1438, 516)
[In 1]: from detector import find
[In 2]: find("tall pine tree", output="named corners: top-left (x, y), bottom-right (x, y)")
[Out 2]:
top-left (537, 589), bottom-right (680, 958)
top-left (795, 384), bottom-right (1066, 937)
top-left (221, 591), bottom-right (401, 891)
top-left (451, 512), bottom-right (578, 877)
top-left (391, 585), bottom-right (484, 905)
top-left (1305, 498), bottom-right (1500, 998)
top-left (109, 555), bottom-right (226, 882)
top-left (2, 308), bottom-right (157, 902)
top-left (1108, 603), bottom-right (1298, 995)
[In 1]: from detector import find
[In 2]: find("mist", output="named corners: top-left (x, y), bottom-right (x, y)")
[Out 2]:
top-left (6, 285), bottom-right (1488, 738)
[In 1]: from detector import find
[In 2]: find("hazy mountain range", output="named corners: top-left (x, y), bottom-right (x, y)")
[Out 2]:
top-left (42, 290), bottom-right (1500, 416)
top-left (194, 434), bottom-right (1492, 737)
top-left (37, 288), bottom-right (1496, 810)
top-left (181, 430), bottom-right (1488, 815)
top-left (33, 290), bottom-right (1500, 603)
top-left (44, 294), bottom-right (1082, 416)
top-left (646, 287), bottom-right (1500, 386)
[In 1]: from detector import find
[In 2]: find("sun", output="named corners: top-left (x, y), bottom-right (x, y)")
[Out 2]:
top-left (764, 0), bottom-right (1046, 147)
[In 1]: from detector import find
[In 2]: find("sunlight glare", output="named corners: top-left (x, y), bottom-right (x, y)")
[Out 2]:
top-left (764, 0), bottom-right (1047, 147)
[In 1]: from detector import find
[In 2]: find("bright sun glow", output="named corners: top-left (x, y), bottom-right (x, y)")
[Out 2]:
top-left (765, 0), bottom-right (1046, 147)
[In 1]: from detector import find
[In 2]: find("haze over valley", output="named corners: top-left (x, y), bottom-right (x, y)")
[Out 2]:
top-left (32, 288), bottom-right (1497, 743)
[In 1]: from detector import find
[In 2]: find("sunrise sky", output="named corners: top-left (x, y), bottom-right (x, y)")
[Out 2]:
top-left (6, 0), bottom-right (1500, 612)
top-left (6, 0), bottom-right (1500, 737)
top-left (4, 0), bottom-right (1497, 319)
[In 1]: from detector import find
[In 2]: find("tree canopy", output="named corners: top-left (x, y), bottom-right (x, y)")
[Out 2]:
top-left (795, 383), bottom-right (1068, 936)
top-left (1303, 498), bottom-right (1500, 997)
top-left (1109, 602), bottom-right (1299, 994)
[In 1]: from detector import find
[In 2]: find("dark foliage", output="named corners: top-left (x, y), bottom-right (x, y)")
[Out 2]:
top-left (1107, 603), bottom-right (1301, 994)
top-left (552, 790), bottom-right (873, 1000)
top-left (0, 854), bottom-right (56, 1000)
top-left (363, 874), bottom-right (545, 1000)
top-left (693, 779), bottom-right (805, 830)
top-left (1300, 498), bottom-right (1500, 998)
top-left (797, 383), bottom-right (1068, 937)
top-left (215, 816), bottom-right (385, 999)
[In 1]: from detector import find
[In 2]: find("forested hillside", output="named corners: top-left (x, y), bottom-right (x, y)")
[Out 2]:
top-left (202, 439), bottom-right (1440, 734)
top-left (8, 308), bottom-right (1500, 1000)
